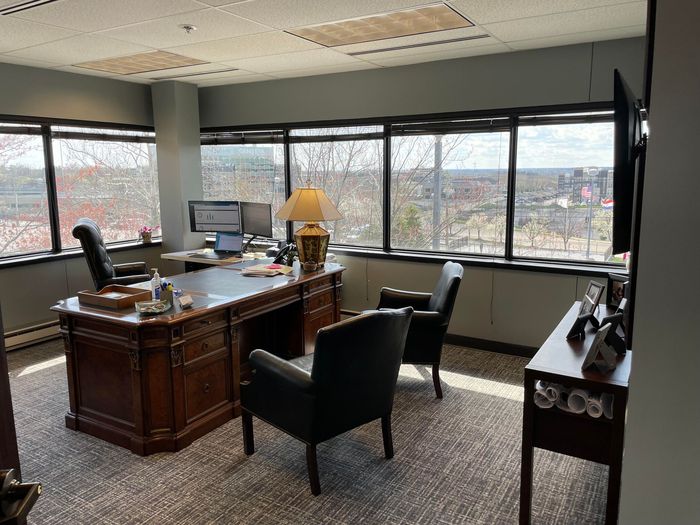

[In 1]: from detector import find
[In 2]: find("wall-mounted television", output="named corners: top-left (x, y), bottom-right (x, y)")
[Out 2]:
top-left (612, 69), bottom-right (644, 255)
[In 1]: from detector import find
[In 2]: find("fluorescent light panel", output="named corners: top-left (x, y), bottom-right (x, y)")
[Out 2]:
top-left (75, 51), bottom-right (207, 75)
top-left (288, 3), bottom-right (473, 47)
top-left (0, 0), bottom-right (58, 15)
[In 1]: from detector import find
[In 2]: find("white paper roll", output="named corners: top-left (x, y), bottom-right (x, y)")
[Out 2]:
top-left (534, 390), bottom-right (554, 409)
top-left (601, 393), bottom-right (614, 419)
top-left (555, 389), bottom-right (571, 412)
top-left (535, 380), bottom-right (548, 392)
top-left (568, 388), bottom-right (589, 414)
top-left (586, 394), bottom-right (603, 418)
top-left (545, 383), bottom-right (565, 402)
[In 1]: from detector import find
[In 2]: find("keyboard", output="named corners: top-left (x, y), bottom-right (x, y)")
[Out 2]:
top-left (189, 252), bottom-right (239, 260)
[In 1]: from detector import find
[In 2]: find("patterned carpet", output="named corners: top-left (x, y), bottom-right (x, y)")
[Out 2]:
top-left (7, 340), bottom-right (607, 524)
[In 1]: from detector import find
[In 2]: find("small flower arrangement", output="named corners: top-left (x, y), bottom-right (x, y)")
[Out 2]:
top-left (138, 225), bottom-right (159, 242)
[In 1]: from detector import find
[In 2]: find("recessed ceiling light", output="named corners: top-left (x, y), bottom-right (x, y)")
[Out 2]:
top-left (288, 3), bottom-right (473, 47)
top-left (75, 51), bottom-right (208, 75)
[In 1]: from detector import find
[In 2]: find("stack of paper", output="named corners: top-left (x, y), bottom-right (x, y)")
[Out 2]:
top-left (241, 263), bottom-right (294, 277)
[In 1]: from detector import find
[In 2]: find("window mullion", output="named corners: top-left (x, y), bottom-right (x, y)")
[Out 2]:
top-left (504, 116), bottom-right (518, 261)
top-left (42, 125), bottom-right (62, 253)
top-left (383, 125), bottom-right (391, 252)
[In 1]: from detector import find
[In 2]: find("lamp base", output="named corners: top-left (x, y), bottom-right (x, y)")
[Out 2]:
top-left (294, 222), bottom-right (330, 267)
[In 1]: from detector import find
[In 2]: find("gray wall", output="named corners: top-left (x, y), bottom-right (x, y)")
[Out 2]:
top-left (200, 38), bottom-right (644, 128)
top-left (0, 63), bottom-right (153, 126)
top-left (619, 1), bottom-right (700, 523)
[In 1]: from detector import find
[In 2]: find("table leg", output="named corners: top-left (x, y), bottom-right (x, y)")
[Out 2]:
top-left (520, 372), bottom-right (535, 524)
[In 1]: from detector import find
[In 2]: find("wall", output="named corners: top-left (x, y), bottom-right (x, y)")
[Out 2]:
top-left (0, 63), bottom-right (153, 126)
top-left (199, 38), bottom-right (644, 128)
top-left (619, 1), bottom-right (700, 522)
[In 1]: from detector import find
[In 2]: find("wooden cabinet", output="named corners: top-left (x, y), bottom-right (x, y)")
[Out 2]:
top-left (53, 264), bottom-right (344, 455)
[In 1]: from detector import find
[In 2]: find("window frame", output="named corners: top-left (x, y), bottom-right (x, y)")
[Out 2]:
top-left (201, 101), bottom-right (623, 272)
top-left (0, 114), bottom-right (156, 261)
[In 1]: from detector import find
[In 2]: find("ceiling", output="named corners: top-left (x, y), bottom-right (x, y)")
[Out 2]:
top-left (0, 0), bottom-right (647, 87)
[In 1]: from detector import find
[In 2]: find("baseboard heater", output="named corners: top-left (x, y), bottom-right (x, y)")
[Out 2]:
top-left (3, 321), bottom-right (60, 351)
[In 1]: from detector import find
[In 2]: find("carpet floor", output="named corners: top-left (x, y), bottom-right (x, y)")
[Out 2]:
top-left (7, 340), bottom-right (607, 524)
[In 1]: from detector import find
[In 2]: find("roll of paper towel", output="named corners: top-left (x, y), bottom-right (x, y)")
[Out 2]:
top-left (534, 390), bottom-right (554, 409)
top-left (545, 383), bottom-right (566, 402)
top-left (567, 388), bottom-right (589, 414)
top-left (586, 394), bottom-right (604, 418)
top-left (601, 393), bottom-right (614, 419)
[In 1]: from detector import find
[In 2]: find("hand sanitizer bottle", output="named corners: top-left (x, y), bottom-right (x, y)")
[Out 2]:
top-left (151, 268), bottom-right (161, 300)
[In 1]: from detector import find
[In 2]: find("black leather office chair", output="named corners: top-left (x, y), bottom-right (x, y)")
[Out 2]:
top-left (241, 307), bottom-right (413, 496)
top-left (72, 218), bottom-right (150, 291)
top-left (377, 261), bottom-right (463, 399)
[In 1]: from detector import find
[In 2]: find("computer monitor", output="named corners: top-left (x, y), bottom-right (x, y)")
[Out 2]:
top-left (214, 232), bottom-right (243, 254)
top-left (188, 201), bottom-right (241, 233)
top-left (240, 201), bottom-right (273, 238)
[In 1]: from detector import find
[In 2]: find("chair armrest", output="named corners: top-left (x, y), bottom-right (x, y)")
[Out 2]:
top-left (113, 262), bottom-right (148, 276)
top-left (378, 287), bottom-right (432, 310)
top-left (105, 275), bottom-right (151, 287)
top-left (410, 310), bottom-right (447, 328)
top-left (249, 350), bottom-right (315, 394)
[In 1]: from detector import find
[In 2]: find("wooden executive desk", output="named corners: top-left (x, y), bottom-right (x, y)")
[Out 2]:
top-left (51, 263), bottom-right (344, 455)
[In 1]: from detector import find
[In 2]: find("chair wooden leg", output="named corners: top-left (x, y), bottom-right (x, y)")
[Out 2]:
top-left (242, 411), bottom-right (255, 455)
top-left (381, 414), bottom-right (394, 459)
top-left (306, 444), bottom-right (321, 496)
top-left (432, 363), bottom-right (443, 399)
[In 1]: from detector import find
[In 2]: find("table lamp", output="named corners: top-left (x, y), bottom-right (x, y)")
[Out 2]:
top-left (275, 182), bottom-right (342, 268)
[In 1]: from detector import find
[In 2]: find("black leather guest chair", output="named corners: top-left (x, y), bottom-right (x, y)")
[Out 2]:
top-left (72, 218), bottom-right (150, 291)
top-left (377, 261), bottom-right (463, 399)
top-left (241, 307), bottom-right (413, 496)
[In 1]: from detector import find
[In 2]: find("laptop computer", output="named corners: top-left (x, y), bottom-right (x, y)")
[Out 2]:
top-left (190, 232), bottom-right (244, 260)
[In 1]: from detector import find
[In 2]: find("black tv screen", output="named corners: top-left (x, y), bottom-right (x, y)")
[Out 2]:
top-left (612, 69), bottom-right (643, 255)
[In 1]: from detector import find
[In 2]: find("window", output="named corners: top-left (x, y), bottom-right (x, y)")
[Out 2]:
top-left (201, 133), bottom-right (286, 239)
top-left (289, 127), bottom-right (383, 247)
top-left (0, 127), bottom-right (51, 257)
top-left (514, 118), bottom-right (614, 262)
top-left (390, 124), bottom-right (509, 255)
top-left (52, 127), bottom-right (159, 248)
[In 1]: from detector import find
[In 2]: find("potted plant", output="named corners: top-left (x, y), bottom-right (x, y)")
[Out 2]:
top-left (139, 225), bottom-right (159, 243)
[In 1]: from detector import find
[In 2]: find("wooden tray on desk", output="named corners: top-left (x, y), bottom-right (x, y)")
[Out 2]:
top-left (78, 285), bottom-right (152, 310)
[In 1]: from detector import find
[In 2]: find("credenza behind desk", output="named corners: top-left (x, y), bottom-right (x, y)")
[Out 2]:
top-left (51, 263), bottom-right (344, 456)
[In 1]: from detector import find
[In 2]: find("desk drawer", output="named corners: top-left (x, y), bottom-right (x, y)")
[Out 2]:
top-left (182, 310), bottom-right (227, 336)
top-left (184, 358), bottom-right (228, 423)
top-left (239, 287), bottom-right (299, 317)
top-left (304, 276), bottom-right (334, 295)
top-left (184, 331), bottom-right (226, 363)
top-left (307, 290), bottom-right (334, 314)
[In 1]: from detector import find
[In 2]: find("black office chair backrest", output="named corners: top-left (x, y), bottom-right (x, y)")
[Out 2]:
top-left (72, 218), bottom-right (114, 290)
top-left (428, 261), bottom-right (464, 318)
top-left (311, 307), bottom-right (413, 433)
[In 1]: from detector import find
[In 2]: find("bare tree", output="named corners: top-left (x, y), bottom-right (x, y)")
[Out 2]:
top-left (551, 207), bottom-right (584, 252)
top-left (522, 216), bottom-right (550, 247)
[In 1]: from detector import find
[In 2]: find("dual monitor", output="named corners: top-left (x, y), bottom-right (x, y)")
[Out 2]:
top-left (188, 200), bottom-right (273, 238)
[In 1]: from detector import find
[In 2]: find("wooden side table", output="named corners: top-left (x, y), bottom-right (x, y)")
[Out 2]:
top-left (519, 302), bottom-right (631, 524)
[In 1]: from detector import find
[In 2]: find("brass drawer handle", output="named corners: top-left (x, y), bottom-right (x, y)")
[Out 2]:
top-left (203, 383), bottom-right (210, 393)
top-left (202, 342), bottom-right (209, 350)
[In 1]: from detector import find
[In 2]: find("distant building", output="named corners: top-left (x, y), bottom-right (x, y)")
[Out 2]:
top-left (557, 167), bottom-right (613, 204)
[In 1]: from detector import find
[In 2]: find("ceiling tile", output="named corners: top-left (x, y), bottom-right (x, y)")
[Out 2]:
top-left (153, 69), bottom-right (256, 83)
top-left (0, 55), bottom-right (64, 68)
top-left (222, 0), bottom-right (430, 30)
top-left (0, 16), bottom-right (77, 53)
top-left (334, 26), bottom-right (488, 54)
top-left (353, 35), bottom-right (499, 61)
top-left (448, 0), bottom-right (641, 24)
top-left (107, 74), bottom-right (154, 84)
top-left (10, 0), bottom-right (204, 32)
top-left (166, 31), bottom-right (321, 62)
top-left (52, 65), bottom-right (116, 77)
top-left (507, 25), bottom-right (646, 50)
top-left (101, 8), bottom-right (269, 49)
top-left (269, 61), bottom-right (379, 78)
top-left (7, 34), bottom-right (152, 65)
top-left (195, 0), bottom-right (249, 5)
top-left (222, 48), bottom-right (363, 74)
top-left (366, 42), bottom-right (511, 67)
top-left (197, 74), bottom-right (275, 87)
top-left (483, 2), bottom-right (647, 42)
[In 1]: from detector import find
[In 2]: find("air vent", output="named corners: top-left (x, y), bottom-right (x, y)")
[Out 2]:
top-left (157, 68), bottom-right (239, 80)
top-left (348, 34), bottom-right (490, 57)
top-left (288, 3), bottom-right (473, 47)
top-left (0, 0), bottom-right (59, 15)
top-left (75, 51), bottom-right (207, 75)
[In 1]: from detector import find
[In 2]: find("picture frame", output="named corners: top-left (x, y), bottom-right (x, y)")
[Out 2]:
top-left (578, 281), bottom-right (605, 317)
top-left (606, 273), bottom-right (629, 308)
top-left (581, 323), bottom-right (617, 373)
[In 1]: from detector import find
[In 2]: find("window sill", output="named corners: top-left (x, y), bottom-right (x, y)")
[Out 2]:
top-left (0, 239), bottom-right (162, 270)
top-left (328, 246), bottom-right (626, 278)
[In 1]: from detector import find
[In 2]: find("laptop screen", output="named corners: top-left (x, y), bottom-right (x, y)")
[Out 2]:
top-left (214, 232), bottom-right (243, 253)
